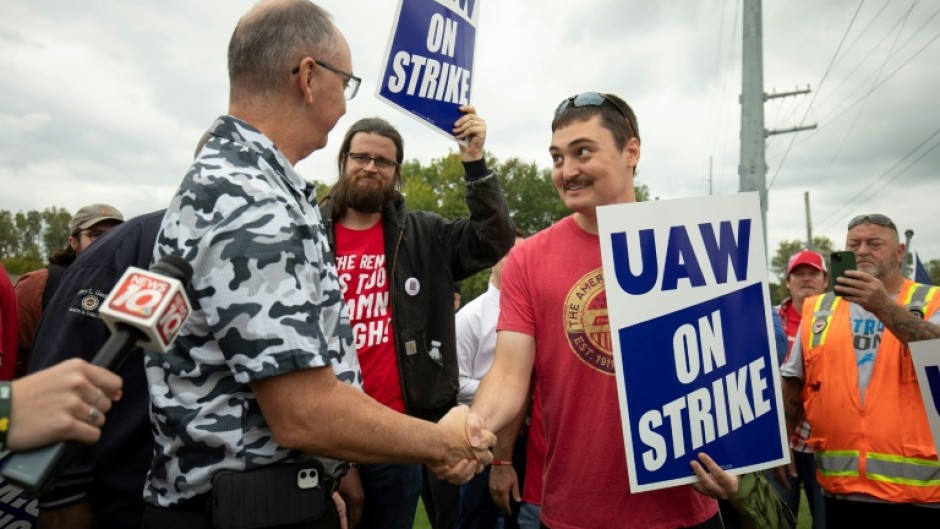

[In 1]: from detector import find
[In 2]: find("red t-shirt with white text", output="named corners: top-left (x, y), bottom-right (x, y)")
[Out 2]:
top-left (499, 216), bottom-right (717, 529)
top-left (335, 222), bottom-right (404, 412)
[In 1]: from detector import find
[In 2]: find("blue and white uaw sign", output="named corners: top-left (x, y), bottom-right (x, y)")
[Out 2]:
top-left (377, 0), bottom-right (479, 141)
top-left (597, 192), bottom-right (788, 492)
top-left (910, 339), bottom-right (940, 455)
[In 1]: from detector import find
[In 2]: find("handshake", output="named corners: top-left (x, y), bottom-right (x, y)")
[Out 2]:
top-left (430, 405), bottom-right (495, 484)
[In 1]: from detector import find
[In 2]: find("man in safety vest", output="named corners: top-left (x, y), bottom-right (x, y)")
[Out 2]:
top-left (780, 213), bottom-right (940, 526)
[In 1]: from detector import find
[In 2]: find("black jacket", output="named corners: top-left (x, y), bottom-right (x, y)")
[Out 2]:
top-left (321, 167), bottom-right (513, 421)
top-left (27, 210), bottom-right (165, 529)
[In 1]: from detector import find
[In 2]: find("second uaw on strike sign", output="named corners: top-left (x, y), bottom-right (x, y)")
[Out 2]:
top-left (597, 192), bottom-right (788, 492)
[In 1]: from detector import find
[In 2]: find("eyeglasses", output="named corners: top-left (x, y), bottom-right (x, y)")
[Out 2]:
top-left (848, 214), bottom-right (897, 232)
top-left (292, 60), bottom-right (361, 100)
top-left (80, 229), bottom-right (108, 241)
top-left (346, 152), bottom-right (398, 170)
top-left (554, 92), bottom-right (636, 139)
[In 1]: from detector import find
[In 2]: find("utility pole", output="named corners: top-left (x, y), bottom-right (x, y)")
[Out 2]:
top-left (804, 191), bottom-right (813, 249)
top-left (739, 0), bottom-right (817, 253)
top-left (902, 229), bottom-right (914, 276)
top-left (709, 156), bottom-right (714, 195)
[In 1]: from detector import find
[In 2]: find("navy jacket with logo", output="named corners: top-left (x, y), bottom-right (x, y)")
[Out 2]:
top-left (27, 210), bottom-right (164, 528)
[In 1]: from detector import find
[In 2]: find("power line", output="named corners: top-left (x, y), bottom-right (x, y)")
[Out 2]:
top-left (813, 125), bottom-right (940, 232)
top-left (708, 0), bottom-right (739, 189)
top-left (814, 3), bottom-right (913, 182)
top-left (767, 0), bottom-right (866, 191)
top-left (815, 3), bottom-right (940, 125)
top-left (765, 19), bottom-right (940, 166)
top-left (813, 1), bottom-right (907, 112)
top-left (816, 25), bottom-right (940, 127)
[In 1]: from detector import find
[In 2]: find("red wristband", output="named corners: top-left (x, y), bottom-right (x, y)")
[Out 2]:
top-left (491, 459), bottom-right (513, 466)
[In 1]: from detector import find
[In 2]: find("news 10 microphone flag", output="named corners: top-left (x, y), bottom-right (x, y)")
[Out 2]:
top-left (377, 0), bottom-right (479, 140)
top-left (597, 192), bottom-right (788, 492)
top-left (99, 265), bottom-right (192, 353)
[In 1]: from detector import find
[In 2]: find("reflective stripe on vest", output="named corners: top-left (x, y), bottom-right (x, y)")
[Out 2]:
top-left (867, 452), bottom-right (940, 487)
top-left (904, 284), bottom-right (940, 317)
top-left (817, 450), bottom-right (860, 478)
top-left (809, 292), bottom-right (840, 348)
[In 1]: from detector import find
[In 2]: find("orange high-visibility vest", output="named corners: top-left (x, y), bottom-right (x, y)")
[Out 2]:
top-left (802, 279), bottom-right (940, 503)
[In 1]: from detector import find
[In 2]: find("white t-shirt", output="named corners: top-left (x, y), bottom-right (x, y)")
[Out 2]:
top-left (455, 282), bottom-right (500, 405)
top-left (780, 300), bottom-right (940, 404)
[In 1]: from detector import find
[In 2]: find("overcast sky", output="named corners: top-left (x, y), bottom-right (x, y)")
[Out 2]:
top-left (1, 0), bottom-right (939, 273)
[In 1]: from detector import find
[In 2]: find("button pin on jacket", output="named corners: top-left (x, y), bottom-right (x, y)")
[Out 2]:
top-left (405, 277), bottom-right (420, 296)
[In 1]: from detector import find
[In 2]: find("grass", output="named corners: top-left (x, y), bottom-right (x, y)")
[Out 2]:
top-left (797, 489), bottom-right (812, 529)
top-left (413, 498), bottom-right (431, 529)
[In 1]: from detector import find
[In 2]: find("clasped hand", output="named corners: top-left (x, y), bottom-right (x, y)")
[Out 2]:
top-left (431, 404), bottom-right (495, 484)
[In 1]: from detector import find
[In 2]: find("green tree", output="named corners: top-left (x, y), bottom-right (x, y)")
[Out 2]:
top-left (400, 151), bottom-right (471, 220)
top-left (494, 158), bottom-right (566, 235)
top-left (927, 259), bottom-right (940, 285)
top-left (770, 237), bottom-right (835, 303)
top-left (41, 206), bottom-right (72, 257)
top-left (0, 210), bottom-right (16, 259)
top-left (14, 210), bottom-right (42, 261)
top-left (0, 207), bottom-right (73, 272)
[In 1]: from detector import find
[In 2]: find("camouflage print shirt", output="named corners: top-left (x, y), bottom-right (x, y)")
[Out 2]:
top-left (146, 115), bottom-right (362, 507)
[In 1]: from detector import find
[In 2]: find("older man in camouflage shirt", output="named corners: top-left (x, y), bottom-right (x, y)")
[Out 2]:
top-left (143, 2), bottom-right (494, 528)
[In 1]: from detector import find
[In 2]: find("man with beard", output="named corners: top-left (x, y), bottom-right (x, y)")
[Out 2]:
top-left (780, 214), bottom-right (940, 526)
top-left (319, 109), bottom-right (514, 529)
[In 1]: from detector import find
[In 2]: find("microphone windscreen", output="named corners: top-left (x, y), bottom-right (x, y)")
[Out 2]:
top-left (150, 254), bottom-right (193, 285)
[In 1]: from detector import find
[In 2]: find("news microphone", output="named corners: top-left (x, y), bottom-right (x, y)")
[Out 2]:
top-left (94, 254), bottom-right (194, 368)
top-left (0, 254), bottom-right (193, 494)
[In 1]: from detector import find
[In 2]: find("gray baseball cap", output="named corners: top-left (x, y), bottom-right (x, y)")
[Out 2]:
top-left (69, 203), bottom-right (124, 233)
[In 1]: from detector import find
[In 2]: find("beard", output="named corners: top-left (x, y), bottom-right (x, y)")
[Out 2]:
top-left (331, 171), bottom-right (396, 214)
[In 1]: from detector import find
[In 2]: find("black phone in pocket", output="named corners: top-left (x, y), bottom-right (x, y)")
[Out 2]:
top-left (211, 460), bottom-right (327, 529)
top-left (829, 251), bottom-right (857, 293)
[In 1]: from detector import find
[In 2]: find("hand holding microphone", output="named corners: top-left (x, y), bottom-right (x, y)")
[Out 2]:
top-left (0, 254), bottom-right (193, 494)
top-left (4, 359), bottom-right (123, 451)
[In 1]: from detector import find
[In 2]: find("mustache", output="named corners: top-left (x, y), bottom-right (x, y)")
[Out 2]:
top-left (563, 178), bottom-right (590, 190)
top-left (352, 172), bottom-right (383, 183)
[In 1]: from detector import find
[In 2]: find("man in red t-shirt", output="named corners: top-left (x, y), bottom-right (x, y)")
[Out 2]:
top-left (319, 109), bottom-right (514, 529)
top-left (771, 250), bottom-right (827, 528)
top-left (470, 93), bottom-right (720, 529)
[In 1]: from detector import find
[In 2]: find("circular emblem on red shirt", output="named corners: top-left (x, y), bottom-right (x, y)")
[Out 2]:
top-left (563, 268), bottom-right (614, 375)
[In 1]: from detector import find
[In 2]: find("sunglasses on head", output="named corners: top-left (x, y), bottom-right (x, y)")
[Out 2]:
top-left (848, 214), bottom-right (897, 231)
top-left (554, 92), bottom-right (636, 138)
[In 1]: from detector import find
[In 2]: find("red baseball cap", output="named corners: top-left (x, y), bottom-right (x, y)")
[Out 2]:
top-left (787, 250), bottom-right (827, 276)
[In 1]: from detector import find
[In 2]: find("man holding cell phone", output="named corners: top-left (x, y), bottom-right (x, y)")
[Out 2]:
top-left (779, 214), bottom-right (940, 527)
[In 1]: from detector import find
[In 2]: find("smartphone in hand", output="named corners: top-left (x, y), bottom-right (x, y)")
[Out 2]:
top-left (829, 251), bottom-right (857, 293)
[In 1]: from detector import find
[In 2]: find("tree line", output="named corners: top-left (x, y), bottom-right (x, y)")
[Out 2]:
top-left (10, 150), bottom-right (936, 304)
top-left (0, 207), bottom-right (72, 274)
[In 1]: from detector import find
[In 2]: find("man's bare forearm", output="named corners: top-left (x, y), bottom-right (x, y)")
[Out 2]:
top-left (493, 402), bottom-right (528, 459)
top-left (252, 368), bottom-right (476, 466)
top-left (878, 302), bottom-right (940, 344)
